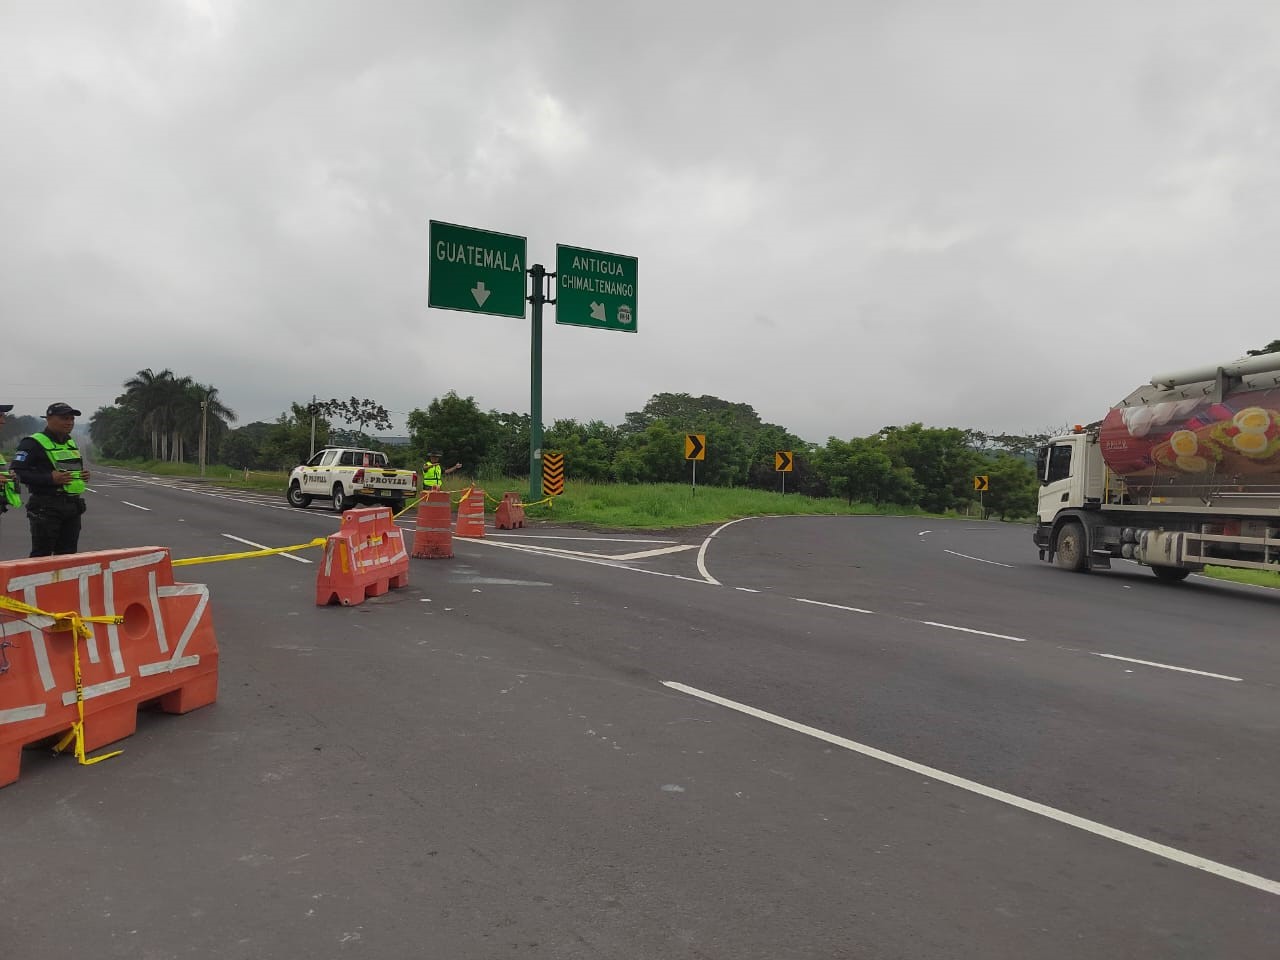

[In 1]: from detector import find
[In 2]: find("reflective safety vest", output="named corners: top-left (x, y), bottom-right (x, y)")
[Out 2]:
top-left (422, 463), bottom-right (443, 488)
top-left (0, 453), bottom-right (20, 509)
top-left (30, 433), bottom-right (86, 495)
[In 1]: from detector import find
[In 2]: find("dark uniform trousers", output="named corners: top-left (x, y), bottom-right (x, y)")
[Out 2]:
top-left (26, 493), bottom-right (85, 556)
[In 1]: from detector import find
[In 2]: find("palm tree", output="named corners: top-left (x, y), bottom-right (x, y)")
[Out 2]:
top-left (187, 383), bottom-right (237, 472)
top-left (121, 368), bottom-right (176, 459)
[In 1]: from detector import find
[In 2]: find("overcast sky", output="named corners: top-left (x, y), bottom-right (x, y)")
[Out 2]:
top-left (5, 0), bottom-right (1280, 443)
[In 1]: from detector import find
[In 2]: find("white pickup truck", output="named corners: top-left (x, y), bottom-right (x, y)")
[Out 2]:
top-left (286, 447), bottom-right (419, 512)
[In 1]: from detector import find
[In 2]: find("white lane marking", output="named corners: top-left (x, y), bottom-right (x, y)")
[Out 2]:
top-left (944, 549), bottom-right (1013, 568)
top-left (471, 538), bottom-right (713, 585)
top-left (918, 530), bottom-right (932, 536)
top-left (487, 534), bottom-right (677, 544)
top-left (120, 501), bottom-right (151, 511)
top-left (697, 516), bottom-right (754, 586)
top-left (221, 534), bottom-right (313, 564)
top-left (795, 597), bottom-right (875, 615)
top-left (736, 587), bottom-right (760, 593)
top-left (919, 621), bottom-right (1028, 642)
top-left (1092, 653), bottom-right (1243, 683)
top-left (610, 544), bottom-right (699, 561)
top-left (663, 681), bottom-right (1280, 898)
top-left (456, 539), bottom-right (694, 563)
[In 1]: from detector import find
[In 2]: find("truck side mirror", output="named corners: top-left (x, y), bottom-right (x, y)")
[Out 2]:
top-left (1034, 447), bottom-right (1049, 485)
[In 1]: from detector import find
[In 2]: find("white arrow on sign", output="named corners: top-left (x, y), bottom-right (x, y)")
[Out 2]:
top-left (472, 282), bottom-right (491, 307)
top-left (589, 302), bottom-right (606, 321)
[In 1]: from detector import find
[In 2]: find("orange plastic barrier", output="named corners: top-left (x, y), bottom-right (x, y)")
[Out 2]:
top-left (455, 488), bottom-right (486, 539)
top-left (411, 490), bottom-right (454, 559)
top-left (0, 547), bottom-right (219, 788)
top-left (316, 506), bottom-right (410, 606)
top-left (494, 491), bottom-right (526, 530)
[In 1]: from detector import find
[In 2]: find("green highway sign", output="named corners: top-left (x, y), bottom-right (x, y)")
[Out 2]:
top-left (555, 244), bottom-right (638, 333)
top-left (428, 220), bottom-right (528, 318)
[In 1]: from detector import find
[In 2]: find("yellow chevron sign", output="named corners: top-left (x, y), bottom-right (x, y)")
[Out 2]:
top-left (775, 451), bottom-right (793, 472)
top-left (542, 452), bottom-right (565, 496)
top-left (684, 434), bottom-right (705, 461)
top-left (974, 475), bottom-right (989, 492)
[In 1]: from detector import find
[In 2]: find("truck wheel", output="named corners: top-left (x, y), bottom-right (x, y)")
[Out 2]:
top-left (1151, 565), bottom-right (1191, 583)
top-left (287, 482), bottom-right (312, 508)
top-left (332, 485), bottom-right (351, 513)
top-left (1054, 521), bottom-right (1089, 572)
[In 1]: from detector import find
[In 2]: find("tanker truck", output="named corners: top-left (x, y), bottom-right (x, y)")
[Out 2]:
top-left (1033, 353), bottom-right (1280, 581)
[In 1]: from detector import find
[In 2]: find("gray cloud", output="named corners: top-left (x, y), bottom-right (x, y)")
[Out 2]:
top-left (4, 0), bottom-right (1280, 442)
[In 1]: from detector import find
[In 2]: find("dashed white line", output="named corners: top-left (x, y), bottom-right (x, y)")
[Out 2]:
top-left (662, 681), bottom-right (1280, 898)
top-left (1092, 653), bottom-right (1243, 682)
top-left (944, 549), bottom-right (1014, 568)
top-left (120, 501), bottom-right (151, 511)
top-left (794, 598), bottom-right (875, 615)
top-left (220, 534), bottom-right (313, 564)
top-left (919, 621), bottom-right (1028, 642)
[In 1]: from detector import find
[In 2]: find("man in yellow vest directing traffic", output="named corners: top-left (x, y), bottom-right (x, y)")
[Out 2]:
top-left (422, 451), bottom-right (462, 489)
top-left (11, 402), bottom-right (91, 556)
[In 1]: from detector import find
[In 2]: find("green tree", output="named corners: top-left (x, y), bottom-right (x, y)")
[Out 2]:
top-left (218, 421), bottom-right (275, 469)
top-left (814, 437), bottom-right (919, 506)
top-left (981, 454), bottom-right (1038, 520)
top-left (613, 422), bottom-right (685, 483)
top-left (121, 367), bottom-right (179, 459)
top-left (87, 406), bottom-right (139, 459)
top-left (543, 419), bottom-right (618, 481)
top-left (189, 382), bottom-right (237, 469)
top-left (406, 391), bottom-right (493, 473)
top-left (1246, 339), bottom-right (1280, 356)
top-left (2, 413), bottom-right (43, 447)
top-left (319, 397), bottom-right (393, 441)
top-left (264, 403), bottom-right (330, 468)
top-left (878, 423), bottom-right (982, 513)
top-left (482, 411), bottom-right (530, 478)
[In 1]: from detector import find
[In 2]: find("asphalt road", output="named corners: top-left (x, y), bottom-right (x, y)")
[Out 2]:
top-left (1, 469), bottom-right (1277, 958)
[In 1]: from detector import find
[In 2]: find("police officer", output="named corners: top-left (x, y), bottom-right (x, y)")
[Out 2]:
top-left (421, 451), bottom-right (462, 489)
top-left (0, 404), bottom-right (22, 542)
top-left (12, 402), bottom-right (91, 556)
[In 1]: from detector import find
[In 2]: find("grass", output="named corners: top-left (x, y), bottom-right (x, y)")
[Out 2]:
top-left (97, 460), bottom-right (940, 526)
top-left (519, 479), bottom-right (932, 528)
top-left (1203, 566), bottom-right (1280, 590)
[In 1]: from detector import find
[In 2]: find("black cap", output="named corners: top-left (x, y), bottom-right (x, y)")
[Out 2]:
top-left (46, 402), bottom-right (81, 417)
top-left (428, 451), bottom-right (442, 458)
top-left (0, 404), bottom-right (12, 413)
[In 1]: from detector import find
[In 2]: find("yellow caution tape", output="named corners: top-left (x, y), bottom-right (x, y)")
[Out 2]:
top-left (171, 536), bottom-right (329, 567)
top-left (392, 493), bottom-right (426, 520)
top-left (0, 596), bottom-right (126, 768)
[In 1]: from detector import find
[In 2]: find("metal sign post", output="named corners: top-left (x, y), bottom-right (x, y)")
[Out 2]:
top-left (528, 263), bottom-right (552, 503)
top-left (685, 434), bottom-right (705, 497)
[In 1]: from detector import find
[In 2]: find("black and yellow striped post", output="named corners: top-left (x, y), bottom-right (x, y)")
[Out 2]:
top-left (542, 452), bottom-right (565, 497)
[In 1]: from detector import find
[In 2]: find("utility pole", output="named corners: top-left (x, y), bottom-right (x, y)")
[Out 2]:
top-left (309, 395), bottom-right (318, 459)
top-left (200, 400), bottom-right (208, 477)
